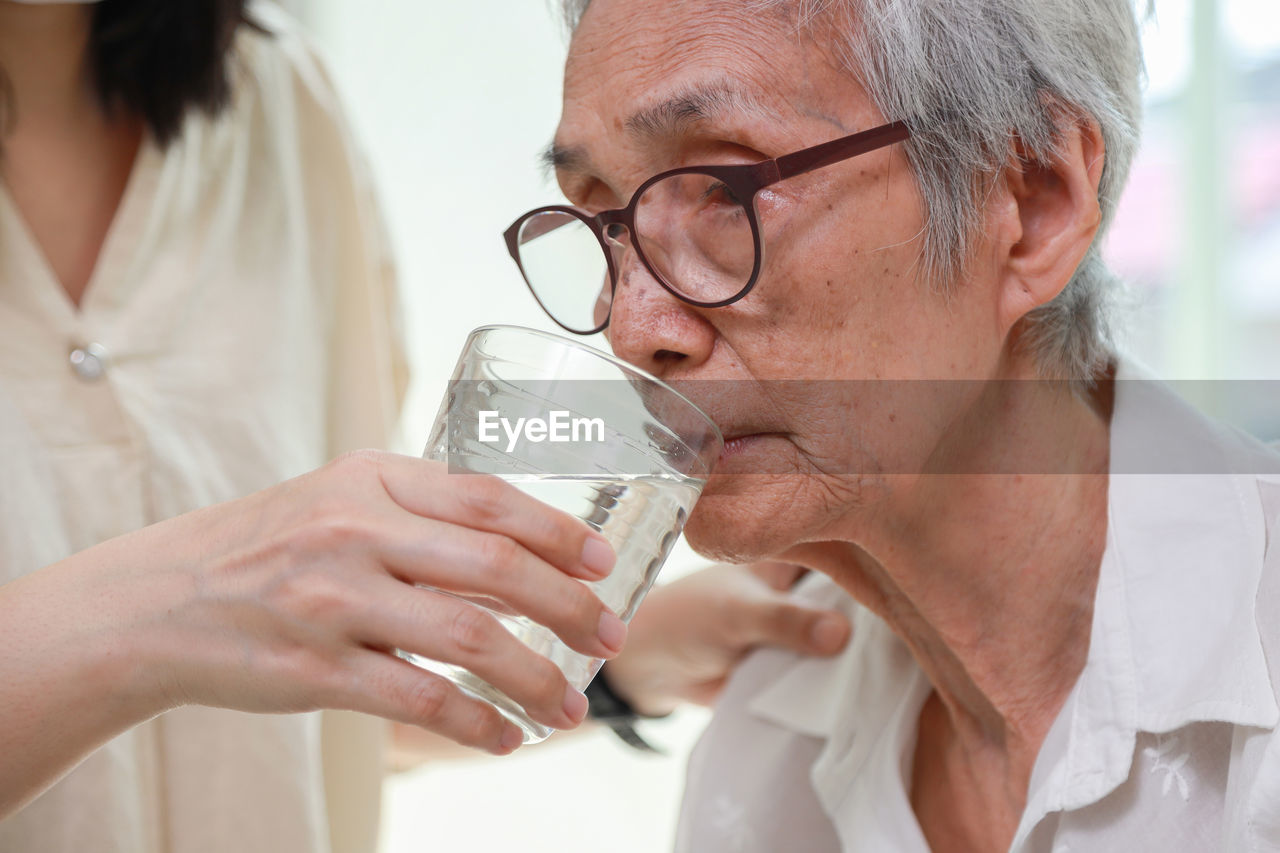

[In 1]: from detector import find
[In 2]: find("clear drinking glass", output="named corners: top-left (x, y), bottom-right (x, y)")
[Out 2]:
top-left (401, 325), bottom-right (723, 743)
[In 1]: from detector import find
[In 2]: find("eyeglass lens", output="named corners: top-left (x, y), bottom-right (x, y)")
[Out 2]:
top-left (515, 169), bottom-right (756, 332)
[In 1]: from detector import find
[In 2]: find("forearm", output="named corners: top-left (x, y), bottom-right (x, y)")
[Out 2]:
top-left (0, 450), bottom-right (630, 808)
top-left (0, 542), bottom-right (172, 818)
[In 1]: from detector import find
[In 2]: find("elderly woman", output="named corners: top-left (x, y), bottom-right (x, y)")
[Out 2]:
top-left (503, 0), bottom-right (1280, 849)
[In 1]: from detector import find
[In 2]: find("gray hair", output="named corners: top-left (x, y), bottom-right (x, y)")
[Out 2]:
top-left (559, 0), bottom-right (1144, 380)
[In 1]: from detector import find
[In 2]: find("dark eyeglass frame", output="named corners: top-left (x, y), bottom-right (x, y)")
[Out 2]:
top-left (503, 119), bottom-right (911, 335)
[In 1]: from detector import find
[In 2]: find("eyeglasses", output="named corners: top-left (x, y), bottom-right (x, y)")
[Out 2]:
top-left (503, 120), bottom-right (910, 335)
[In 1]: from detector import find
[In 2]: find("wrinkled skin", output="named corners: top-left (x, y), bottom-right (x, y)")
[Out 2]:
top-left (556, 0), bottom-right (1031, 566)
top-left (553, 0), bottom-right (1111, 848)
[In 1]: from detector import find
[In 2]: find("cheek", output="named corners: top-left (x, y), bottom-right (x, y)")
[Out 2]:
top-left (780, 382), bottom-right (954, 481)
top-left (750, 171), bottom-right (935, 374)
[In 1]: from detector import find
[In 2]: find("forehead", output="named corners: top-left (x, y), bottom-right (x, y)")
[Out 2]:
top-left (560, 0), bottom-right (863, 146)
top-left (566, 0), bottom-right (783, 87)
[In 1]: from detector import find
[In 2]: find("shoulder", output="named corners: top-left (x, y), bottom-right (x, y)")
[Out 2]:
top-left (207, 1), bottom-right (362, 183)
top-left (208, 3), bottom-right (386, 250)
top-left (232, 2), bottom-right (347, 120)
top-left (1257, 467), bottom-right (1280, 719)
top-left (1258, 461), bottom-right (1280, 545)
top-left (158, 1), bottom-right (363, 199)
top-left (1250, 455), bottom-right (1279, 698)
top-left (705, 575), bottom-right (893, 739)
top-left (1229, 465), bottom-right (1280, 844)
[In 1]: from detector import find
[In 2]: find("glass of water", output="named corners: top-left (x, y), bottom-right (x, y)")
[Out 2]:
top-left (402, 324), bottom-right (723, 743)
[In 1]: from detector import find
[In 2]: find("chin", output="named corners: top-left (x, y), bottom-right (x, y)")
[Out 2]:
top-left (682, 471), bottom-right (890, 563)
top-left (681, 480), bottom-right (805, 563)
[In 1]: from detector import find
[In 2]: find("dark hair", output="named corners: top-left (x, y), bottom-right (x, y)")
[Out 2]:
top-left (89, 0), bottom-right (264, 147)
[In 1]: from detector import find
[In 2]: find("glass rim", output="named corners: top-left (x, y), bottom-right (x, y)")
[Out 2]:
top-left (466, 324), bottom-right (725, 447)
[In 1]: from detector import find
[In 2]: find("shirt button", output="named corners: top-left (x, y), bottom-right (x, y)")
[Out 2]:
top-left (69, 343), bottom-right (109, 382)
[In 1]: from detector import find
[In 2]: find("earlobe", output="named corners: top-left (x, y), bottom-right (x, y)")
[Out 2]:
top-left (995, 114), bottom-right (1106, 335)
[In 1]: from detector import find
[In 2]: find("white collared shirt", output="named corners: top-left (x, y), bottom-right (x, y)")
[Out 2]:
top-left (676, 364), bottom-right (1280, 852)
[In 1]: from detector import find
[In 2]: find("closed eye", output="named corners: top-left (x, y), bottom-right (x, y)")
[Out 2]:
top-left (700, 180), bottom-right (742, 206)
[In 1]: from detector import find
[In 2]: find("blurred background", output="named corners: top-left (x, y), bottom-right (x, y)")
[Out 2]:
top-left (285, 0), bottom-right (1280, 850)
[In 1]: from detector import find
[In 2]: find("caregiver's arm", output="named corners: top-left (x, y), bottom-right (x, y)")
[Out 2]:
top-left (388, 561), bottom-right (851, 765)
top-left (601, 562), bottom-right (850, 716)
top-left (0, 451), bottom-right (619, 819)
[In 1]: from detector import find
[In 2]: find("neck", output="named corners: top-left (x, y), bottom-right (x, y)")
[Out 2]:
top-left (783, 357), bottom-right (1113, 798)
top-left (0, 4), bottom-right (97, 131)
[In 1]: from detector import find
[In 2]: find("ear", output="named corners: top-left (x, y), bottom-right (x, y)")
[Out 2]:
top-left (992, 114), bottom-right (1106, 334)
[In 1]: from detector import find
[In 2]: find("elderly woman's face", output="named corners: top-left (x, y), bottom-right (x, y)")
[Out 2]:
top-left (556, 0), bottom-right (1012, 560)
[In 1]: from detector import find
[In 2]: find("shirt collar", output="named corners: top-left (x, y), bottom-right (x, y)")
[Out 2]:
top-left (740, 358), bottom-right (1279, 840)
top-left (747, 581), bottom-right (932, 849)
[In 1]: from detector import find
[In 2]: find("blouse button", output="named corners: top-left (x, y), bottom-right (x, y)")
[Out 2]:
top-left (69, 343), bottom-right (109, 382)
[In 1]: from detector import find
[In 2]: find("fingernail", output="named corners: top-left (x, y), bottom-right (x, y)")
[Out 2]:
top-left (581, 534), bottom-right (616, 577)
top-left (562, 686), bottom-right (589, 724)
top-left (597, 610), bottom-right (627, 654)
top-left (810, 613), bottom-right (849, 652)
top-left (499, 725), bottom-right (524, 752)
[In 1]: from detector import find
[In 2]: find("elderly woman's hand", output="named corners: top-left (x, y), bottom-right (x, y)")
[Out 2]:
top-left (601, 562), bottom-right (850, 717)
top-left (0, 451), bottom-right (620, 817)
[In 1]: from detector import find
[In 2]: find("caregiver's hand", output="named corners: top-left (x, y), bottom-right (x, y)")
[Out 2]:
top-left (0, 451), bottom-right (620, 817)
top-left (602, 562), bottom-right (850, 717)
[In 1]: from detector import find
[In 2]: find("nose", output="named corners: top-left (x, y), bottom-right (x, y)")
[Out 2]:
top-left (605, 241), bottom-right (716, 379)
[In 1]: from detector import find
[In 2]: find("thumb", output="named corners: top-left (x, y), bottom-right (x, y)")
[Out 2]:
top-left (749, 561), bottom-right (809, 591)
top-left (745, 595), bottom-right (851, 657)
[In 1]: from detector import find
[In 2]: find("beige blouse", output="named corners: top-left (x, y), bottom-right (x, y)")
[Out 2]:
top-left (0, 4), bottom-right (408, 852)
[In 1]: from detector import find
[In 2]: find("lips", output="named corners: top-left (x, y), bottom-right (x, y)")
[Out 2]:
top-left (654, 379), bottom-right (788, 466)
top-left (717, 432), bottom-right (782, 464)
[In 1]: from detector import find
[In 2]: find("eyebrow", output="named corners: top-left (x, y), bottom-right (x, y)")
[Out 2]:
top-left (624, 80), bottom-right (766, 139)
top-left (539, 80), bottom-right (772, 176)
top-left (540, 142), bottom-right (590, 176)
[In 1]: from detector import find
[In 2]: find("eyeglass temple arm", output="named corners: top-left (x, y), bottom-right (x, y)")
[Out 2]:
top-left (773, 120), bottom-right (911, 181)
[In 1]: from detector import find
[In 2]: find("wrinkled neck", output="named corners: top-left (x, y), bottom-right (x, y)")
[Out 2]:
top-left (784, 370), bottom-right (1112, 760)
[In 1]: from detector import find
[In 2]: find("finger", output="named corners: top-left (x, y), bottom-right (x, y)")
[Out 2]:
top-left (375, 516), bottom-right (627, 659)
top-left (749, 561), bottom-right (809, 591)
top-left (375, 456), bottom-right (617, 580)
top-left (351, 578), bottom-right (592, 731)
top-left (326, 648), bottom-right (526, 755)
top-left (684, 678), bottom-right (730, 706)
top-left (734, 595), bottom-right (851, 657)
